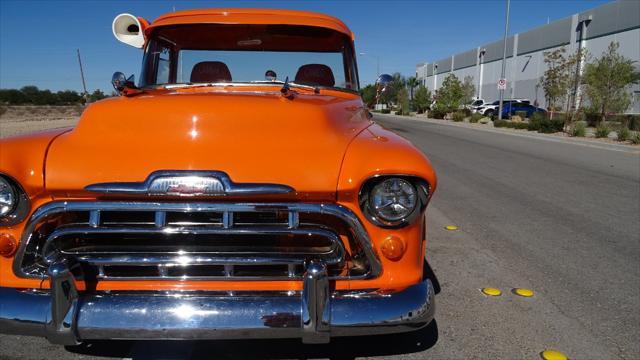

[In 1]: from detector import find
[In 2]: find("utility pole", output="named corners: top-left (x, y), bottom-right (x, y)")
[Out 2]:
top-left (498, 0), bottom-right (511, 121)
top-left (76, 49), bottom-right (89, 103)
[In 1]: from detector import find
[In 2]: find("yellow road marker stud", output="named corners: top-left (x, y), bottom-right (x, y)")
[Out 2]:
top-left (481, 287), bottom-right (502, 296)
top-left (513, 288), bottom-right (534, 297)
top-left (445, 225), bottom-right (458, 231)
top-left (540, 349), bottom-right (568, 360)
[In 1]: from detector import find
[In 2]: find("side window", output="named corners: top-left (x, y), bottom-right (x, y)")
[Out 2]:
top-left (155, 46), bottom-right (171, 84)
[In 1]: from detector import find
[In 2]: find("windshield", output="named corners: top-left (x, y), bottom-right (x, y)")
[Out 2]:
top-left (140, 24), bottom-right (359, 91)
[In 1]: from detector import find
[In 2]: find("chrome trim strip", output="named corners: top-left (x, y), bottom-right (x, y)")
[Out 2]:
top-left (85, 170), bottom-right (295, 196)
top-left (13, 201), bottom-right (382, 280)
top-left (0, 279), bottom-right (435, 343)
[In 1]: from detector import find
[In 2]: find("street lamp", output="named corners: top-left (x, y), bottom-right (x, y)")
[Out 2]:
top-left (477, 48), bottom-right (486, 99)
top-left (498, 0), bottom-right (511, 121)
top-left (359, 52), bottom-right (381, 79)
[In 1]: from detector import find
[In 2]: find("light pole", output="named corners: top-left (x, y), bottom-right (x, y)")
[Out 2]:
top-left (498, 0), bottom-right (511, 121)
top-left (359, 52), bottom-right (381, 79)
top-left (433, 64), bottom-right (438, 92)
top-left (477, 48), bottom-right (486, 100)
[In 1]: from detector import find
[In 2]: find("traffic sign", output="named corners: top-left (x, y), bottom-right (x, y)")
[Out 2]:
top-left (497, 78), bottom-right (507, 90)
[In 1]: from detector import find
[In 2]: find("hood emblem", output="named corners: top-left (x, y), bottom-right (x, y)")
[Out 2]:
top-left (85, 170), bottom-right (294, 197)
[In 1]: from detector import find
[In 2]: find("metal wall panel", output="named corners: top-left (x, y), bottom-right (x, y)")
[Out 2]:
top-left (435, 57), bottom-right (452, 73)
top-left (517, 17), bottom-right (572, 55)
top-left (427, 63), bottom-right (433, 77)
top-left (580, 0), bottom-right (640, 39)
top-left (482, 36), bottom-right (515, 63)
top-left (453, 48), bottom-right (478, 70)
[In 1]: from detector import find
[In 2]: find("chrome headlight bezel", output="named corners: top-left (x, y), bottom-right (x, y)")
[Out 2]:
top-left (359, 175), bottom-right (430, 228)
top-left (0, 174), bottom-right (30, 226)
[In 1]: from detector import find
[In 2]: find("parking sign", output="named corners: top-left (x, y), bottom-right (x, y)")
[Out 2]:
top-left (497, 78), bottom-right (507, 90)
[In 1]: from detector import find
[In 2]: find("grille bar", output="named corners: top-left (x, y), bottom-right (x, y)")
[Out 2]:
top-left (14, 201), bottom-right (382, 281)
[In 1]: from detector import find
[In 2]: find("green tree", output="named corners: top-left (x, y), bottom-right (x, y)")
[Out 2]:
top-left (435, 73), bottom-right (464, 113)
top-left (541, 48), bottom-right (571, 113)
top-left (541, 47), bottom-right (586, 118)
top-left (0, 89), bottom-right (28, 104)
top-left (583, 42), bottom-right (640, 123)
top-left (396, 87), bottom-right (410, 115)
top-left (359, 84), bottom-right (376, 107)
top-left (56, 90), bottom-right (82, 104)
top-left (89, 89), bottom-right (107, 102)
top-left (413, 85), bottom-right (432, 113)
top-left (461, 75), bottom-right (476, 105)
top-left (19, 85), bottom-right (42, 104)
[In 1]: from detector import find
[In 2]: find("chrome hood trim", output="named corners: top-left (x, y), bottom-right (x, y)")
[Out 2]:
top-left (85, 170), bottom-right (294, 197)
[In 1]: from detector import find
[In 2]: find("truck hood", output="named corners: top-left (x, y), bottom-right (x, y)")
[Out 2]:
top-left (45, 90), bottom-right (370, 200)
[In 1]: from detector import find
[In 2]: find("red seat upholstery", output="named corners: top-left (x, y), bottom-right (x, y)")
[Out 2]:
top-left (190, 61), bottom-right (232, 83)
top-left (294, 64), bottom-right (335, 87)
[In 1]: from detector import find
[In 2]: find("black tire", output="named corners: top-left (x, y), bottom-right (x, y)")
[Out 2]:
top-left (485, 109), bottom-right (494, 117)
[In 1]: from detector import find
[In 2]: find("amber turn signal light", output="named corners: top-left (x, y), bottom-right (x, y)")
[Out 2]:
top-left (380, 236), bottom-right (405, 260)
top-left (0, 233), bottom-right (17, 257)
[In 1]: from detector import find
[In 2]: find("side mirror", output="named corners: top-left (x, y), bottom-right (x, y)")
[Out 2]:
top-left (375, 74), bottom-right (393, 95)
top-left (367, 74), bottom-right (394, 109)
top-left (112, 72), bottom-right (137, 95)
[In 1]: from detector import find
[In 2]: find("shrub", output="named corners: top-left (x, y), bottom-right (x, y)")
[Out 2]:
top-left (461, 108), bottom-right (472, 117)
top-left (469, 113), bottom-right (483, 123)
top-left (528, 112), bottom-right (545, 131)
top-left (610, 114), bottom-right (640, 131)
top-left (528, 112), bottom-right (563, 133)
top-left (595, 123), bottom-right (611, 138)
top-left (479, 117), bottom-right (492, 124)
top-left (380, 108), bottom-right (391, 114)
top-left (493, 119), bottom-right (509, 128)
top-left (617, 127), bottom-right (630, 141)
top-left (0, 106), bottom-right (7, 117)
top-left (540, 119), bottom-right (565, 133)
top-left (631, 132), bottom-right (640, 145)
top-left (452, 111), bottom-right (465, 122)
top-left (514, 122), bottom-right (529, 130)
top-left (571, 121), bottom-right (587, 137)
top-left (430, 108), bottom-right (447, 119)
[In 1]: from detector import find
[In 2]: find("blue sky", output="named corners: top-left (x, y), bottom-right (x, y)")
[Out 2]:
top-left (0, 0), bottom-right (610, 93)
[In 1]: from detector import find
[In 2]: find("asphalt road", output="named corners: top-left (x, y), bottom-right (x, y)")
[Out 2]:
top-left (1, 114), bottom-right (639, 359)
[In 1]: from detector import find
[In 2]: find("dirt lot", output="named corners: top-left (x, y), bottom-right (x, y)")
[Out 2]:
top-left (0, 105), bottom-right (81, 139)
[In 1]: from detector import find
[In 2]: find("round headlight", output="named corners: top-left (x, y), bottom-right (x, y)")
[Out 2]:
top-left (369, 178), bottom-right (417, 222)
top-left (0, 177), bottom-right (17, 218)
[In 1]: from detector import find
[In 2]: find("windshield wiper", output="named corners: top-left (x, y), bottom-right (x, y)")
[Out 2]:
top-left (280, 77), bottom-right (291, 97)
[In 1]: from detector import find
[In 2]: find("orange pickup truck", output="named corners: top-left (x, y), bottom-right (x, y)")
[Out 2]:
top-left (0, 8), bottom-right (437, 345)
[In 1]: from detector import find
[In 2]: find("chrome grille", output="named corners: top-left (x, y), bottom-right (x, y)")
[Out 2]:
top-left (14, 202), bottom-right (381, 281)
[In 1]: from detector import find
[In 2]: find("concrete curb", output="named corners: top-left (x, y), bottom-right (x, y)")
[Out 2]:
top-left (374, 113), bottom-right (640, 154)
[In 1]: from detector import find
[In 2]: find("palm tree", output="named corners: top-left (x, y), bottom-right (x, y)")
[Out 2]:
top-left (406, 76), bottom-right (419, 101)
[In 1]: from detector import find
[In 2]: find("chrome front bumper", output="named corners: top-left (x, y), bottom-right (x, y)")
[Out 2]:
top-left (0, 260), bottom-right (435, 345)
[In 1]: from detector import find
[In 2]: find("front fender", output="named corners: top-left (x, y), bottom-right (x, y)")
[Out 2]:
top-left (0, 129), bottom-right (71, 199)
top-left (336, 123), bottom-right (437, 290)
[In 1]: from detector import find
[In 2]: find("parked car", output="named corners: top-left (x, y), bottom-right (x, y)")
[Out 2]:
top-left (464, 98), bottom-right (486, 112)
top-left (501, 102), bottom-right (546, 118)
top-left (476, 98), bottom-right (531, 116)
top-left (0, 9), bottom-right (437, 346)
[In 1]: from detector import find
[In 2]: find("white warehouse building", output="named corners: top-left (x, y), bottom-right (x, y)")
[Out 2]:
top-left (416, 0), bottom-right (640, 113)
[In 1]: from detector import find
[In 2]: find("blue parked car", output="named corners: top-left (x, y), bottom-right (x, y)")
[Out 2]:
top-left (501, 102), bottom-right (546, 118)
